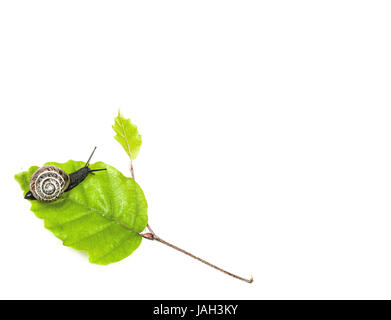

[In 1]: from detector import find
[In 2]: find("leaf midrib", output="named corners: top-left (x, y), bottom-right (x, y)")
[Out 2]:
top-left (45, 197), bottom-right (141, 242)
top-left (118, 116), bottom-right (133, 159)
top-left (69, 197), bottom-right (140, 234)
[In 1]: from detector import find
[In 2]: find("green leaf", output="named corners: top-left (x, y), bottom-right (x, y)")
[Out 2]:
top-left (14, 160), bottom-right (148, 265)
top-left (112, 110), bottom-right (142, 160)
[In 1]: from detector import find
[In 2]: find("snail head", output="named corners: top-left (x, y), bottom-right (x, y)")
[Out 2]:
top-left (24, 191), bottom-right (35, 200)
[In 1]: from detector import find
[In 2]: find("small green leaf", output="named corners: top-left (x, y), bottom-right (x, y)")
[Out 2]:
top-left (15, 160), bottom-right (148, 265)
top-left (112, 110), bottom-right (142, 160)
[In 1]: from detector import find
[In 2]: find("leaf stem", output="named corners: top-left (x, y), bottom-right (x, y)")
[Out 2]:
top-left (129, 157), bottom-right (154, 235)
top-left (129, 159), bottom-right (135, 181)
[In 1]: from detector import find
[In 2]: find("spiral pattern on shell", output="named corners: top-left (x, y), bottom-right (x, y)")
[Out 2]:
top-left (30, 166), bottom-right (70, 202)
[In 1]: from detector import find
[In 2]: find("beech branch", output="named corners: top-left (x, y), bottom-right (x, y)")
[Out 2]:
top-left (142, 231), bottom-right (253, 283)
top-left (129, 157), bottom-right (253, 284)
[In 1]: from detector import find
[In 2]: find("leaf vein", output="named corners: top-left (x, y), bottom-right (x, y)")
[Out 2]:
top-left (118, 116), bottom-right (133, 159)
top-left (47, 212), bottom-right (92, 229)
top-left (66, 221), bottom-right (115, 245)
top-left (94, 232), bottom-right (135, 263)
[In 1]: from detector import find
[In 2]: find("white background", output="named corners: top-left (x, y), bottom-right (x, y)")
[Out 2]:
top-left (0, 1), bottom-right (391, 300)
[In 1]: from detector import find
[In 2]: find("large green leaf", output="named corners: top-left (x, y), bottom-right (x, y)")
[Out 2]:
top-left (14, 160), bottom-right (148, 265)
top-left (112, 110), bottom-right (142, 160)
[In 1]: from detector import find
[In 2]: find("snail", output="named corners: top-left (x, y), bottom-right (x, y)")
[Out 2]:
top-left (24, 147), bottom-right (106, 202)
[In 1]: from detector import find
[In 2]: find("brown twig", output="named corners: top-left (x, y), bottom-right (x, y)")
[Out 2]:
top-left (149, 232), bottom-right (253, 283)
top-left (139, 228), bottom-right (253, 283)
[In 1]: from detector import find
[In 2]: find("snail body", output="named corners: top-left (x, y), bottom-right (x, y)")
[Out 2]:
top-left (24, 147), bottom-right (106, 202)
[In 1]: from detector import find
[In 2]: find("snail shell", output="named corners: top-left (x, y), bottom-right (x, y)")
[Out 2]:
top-left (29, 166), bottom-right (70, 202)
